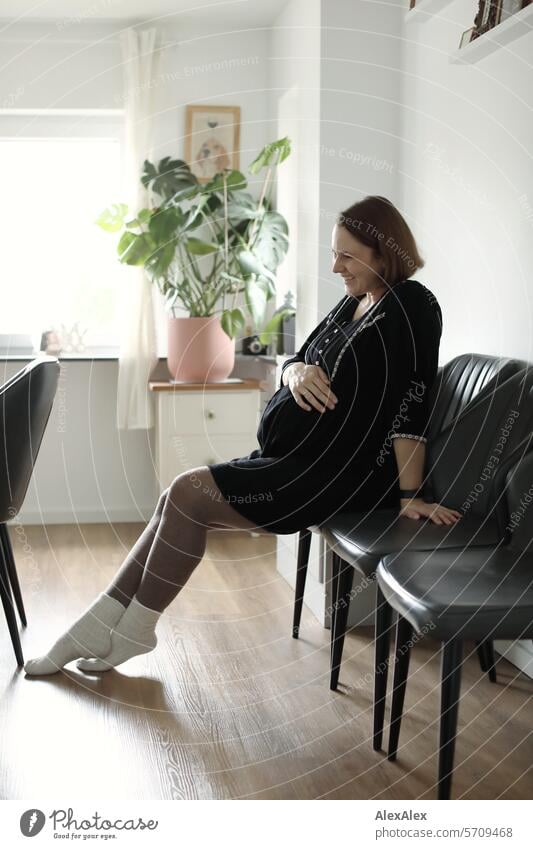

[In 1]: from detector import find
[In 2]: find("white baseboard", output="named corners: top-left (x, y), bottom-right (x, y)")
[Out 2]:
top-left (10, 506), bottom-right (154, 525)
top-left (276, 532), bottom-right (327, 626)
top-left (494, 639), bottom-right (533, 680)
top-left (278, 557), bottom-right (326, 625)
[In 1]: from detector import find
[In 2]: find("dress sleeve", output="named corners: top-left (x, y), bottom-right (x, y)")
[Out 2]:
top-left (278, 295), bottom-right (348, 390)
top-left (385, 285), bottom-right (443, 445)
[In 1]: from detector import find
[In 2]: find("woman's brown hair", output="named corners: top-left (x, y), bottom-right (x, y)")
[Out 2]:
top-left (337, 195), bottom-right (424, 286)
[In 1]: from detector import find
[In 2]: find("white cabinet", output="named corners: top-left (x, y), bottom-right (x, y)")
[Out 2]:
top-left (149, 379), bottom-right (262, 491)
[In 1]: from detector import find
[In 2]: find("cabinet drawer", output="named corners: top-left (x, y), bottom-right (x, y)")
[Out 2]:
top-left (157, 433), bottom-right (259, 491)
top-left (159, 390), bottom-right (259, 436)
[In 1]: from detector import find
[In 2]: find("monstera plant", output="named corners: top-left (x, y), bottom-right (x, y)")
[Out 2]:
top-left (97, 137), bottom-right (294, 381)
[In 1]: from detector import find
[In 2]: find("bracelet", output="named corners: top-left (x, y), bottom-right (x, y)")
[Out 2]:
top-left (399, 488), bottom-right (421, 499)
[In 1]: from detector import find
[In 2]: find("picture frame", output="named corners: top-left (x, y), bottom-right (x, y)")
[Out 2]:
top-left (471, 0), bottom-right (502, 39)
top-left (459, 26), bottom-right (476, 47)
top-left (184, 104), bottom-right (241, 183)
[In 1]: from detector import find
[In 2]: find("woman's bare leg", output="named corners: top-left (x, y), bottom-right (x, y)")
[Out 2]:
top-left (75, 467), bottom-right (273, 671)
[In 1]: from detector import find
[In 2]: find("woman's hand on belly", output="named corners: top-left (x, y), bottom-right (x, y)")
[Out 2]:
top-left (287, 363), bottom-right (338, 413)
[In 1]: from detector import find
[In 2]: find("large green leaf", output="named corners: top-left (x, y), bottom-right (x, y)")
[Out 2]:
top-left (220, 307), bottom-right (245, 340)
top-left (225, 192), bottom-right (259, 224)
top-left (145, 242), bottom-right (176, 278)
top-left (117, 231), bottom-right (156, 265)
top-left (237, 250), bottom-right (276, 284)
top-left (96, 203), bottom-right (128, 232)
top-left (203, 169), bottom-right (247, 194)
top-left (125, 208), bottom-right (152, 229)
top-left (249, 137), bottom-right (291, 174)
top-left (182, 193), bottom-right (221, 232)
top-left (244, 277), bottom-right (270, 327)
top-left (141, 157), bottom-right (199, 202)
top-left (252, 210), bottom-right (289, 272)
top-left (148, 207), bottom-right (184, 243)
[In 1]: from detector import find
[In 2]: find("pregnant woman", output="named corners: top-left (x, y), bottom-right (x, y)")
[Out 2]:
top-left (25, 195), bottom-right (461, 676)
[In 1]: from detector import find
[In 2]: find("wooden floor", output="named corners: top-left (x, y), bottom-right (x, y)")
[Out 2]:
top-left (1, 522), bottom-right (532, 800)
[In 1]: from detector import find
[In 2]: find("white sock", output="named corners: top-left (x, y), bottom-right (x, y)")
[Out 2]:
top-left (24, 592), bottom-right (126, 676)
top-left (76, 596), bottom-right (161, 672)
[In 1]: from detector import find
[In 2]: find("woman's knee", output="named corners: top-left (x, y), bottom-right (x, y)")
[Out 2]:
top-left (166, 468), bottom-right (210, 520)
top-left (152, 488), bottom-right (170, 521)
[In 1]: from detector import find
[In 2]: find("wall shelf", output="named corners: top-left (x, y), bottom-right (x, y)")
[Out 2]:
top-left (405, 0), bottom-right (455, 23)
top-left (450, 6), bottom-right (533, 63)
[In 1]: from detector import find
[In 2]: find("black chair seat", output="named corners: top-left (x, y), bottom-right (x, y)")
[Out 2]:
top-left (378, 545), bottom-right (533, 639)
top-left (322, 510), bottom-right (502, 578)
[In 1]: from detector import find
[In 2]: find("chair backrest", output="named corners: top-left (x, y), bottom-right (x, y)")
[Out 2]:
top-left (426, 353), bottom-right (527, 442)
top-left (0, 357), bottom-right (60, 521)
top-left (427, 365), bottom-right (533, 536)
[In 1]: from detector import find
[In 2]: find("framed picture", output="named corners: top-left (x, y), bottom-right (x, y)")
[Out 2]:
top-left (471, 1), bottom-right (502, 39)
top-left (184, 104), bottom-right (241, 183)
top-left (459, 26), bottom-right (476, 47)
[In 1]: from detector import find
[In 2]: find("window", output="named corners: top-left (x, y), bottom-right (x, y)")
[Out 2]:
top-left (0, 111), bottom-right (124, 350)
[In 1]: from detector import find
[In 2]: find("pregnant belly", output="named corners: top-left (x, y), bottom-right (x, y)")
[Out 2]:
top-left (258, 385), bottom-right (343, 456)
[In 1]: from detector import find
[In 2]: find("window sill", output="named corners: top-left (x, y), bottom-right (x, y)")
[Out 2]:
top-left (0, 346), bottom-right (120, 361)
top-left (0, 350), bottom-right (278, 363)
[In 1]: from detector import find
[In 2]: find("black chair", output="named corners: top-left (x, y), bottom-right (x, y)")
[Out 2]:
top-left (0, 358), bottom-right (60, 665)
top-left (291, 355), bottom-right (525, 714)
top-left (377, 439), bottom-right (533, 799)
top-left (367, 364), bottom-right (533, 754)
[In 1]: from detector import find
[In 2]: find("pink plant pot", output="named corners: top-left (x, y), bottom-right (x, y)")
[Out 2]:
top-left (167, 316), bottom-right (236, 383)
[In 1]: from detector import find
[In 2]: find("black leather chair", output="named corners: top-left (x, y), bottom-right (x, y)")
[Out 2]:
top-left (0, 358), bottom-right (60, 664)
top-left (292, 355), bottom-right (526, 717)
top-left (377, 435), bottom-right (533, 799)
top-left (365, 364), bottom-right (533, 750)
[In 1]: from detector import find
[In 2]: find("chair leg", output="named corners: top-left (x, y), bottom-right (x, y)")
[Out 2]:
top-left (329, 550), bottom-right (340, 664)
top-left (0, 536), bottom-right (24, 666)
top-left (387, 615), bottom-right (414, 760)
top-left (475, 640), bottom-right (487, 671)
top-left (292, 528), bottom-right (312, 638)
top-left (330, 553), bottom-right (354, 691)
top-left (475, 639), bottom-right (497, 683)
top-left (0, 524), bottom-right (27, 627)
top-left (438, 638), bottom-right (463, 800)
top-left (484, 640), bottom-right (497, 683)
top-left (373, 583), bottom-right (393, 751)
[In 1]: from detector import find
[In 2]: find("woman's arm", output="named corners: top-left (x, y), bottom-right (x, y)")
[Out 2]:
top-left (386, 285), bottom-right (461, 525)
top-left (393, 436), bottom-right (425, 492)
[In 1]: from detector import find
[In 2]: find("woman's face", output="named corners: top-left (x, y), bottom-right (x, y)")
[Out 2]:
top-left (331, 223), bottom-right (385, 296)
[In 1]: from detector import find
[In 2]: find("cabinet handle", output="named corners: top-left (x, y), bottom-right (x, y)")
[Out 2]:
top-left (206, 410), bottom-right (216, 420)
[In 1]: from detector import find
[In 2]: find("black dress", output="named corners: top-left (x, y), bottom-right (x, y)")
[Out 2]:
top-left (208, 278), bottom-right (443, 534)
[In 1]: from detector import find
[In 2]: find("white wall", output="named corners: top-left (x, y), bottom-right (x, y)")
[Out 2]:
top-left (318, 0), bottom-right (404, 317)
top-left (270, 0), bottom-right (405, 619)
top-left (268, 0), bottom-right (321, 343)
top-left (400, 0), bottom-right (533, 363)
top-left (399, 0), bottom-right (533, 676)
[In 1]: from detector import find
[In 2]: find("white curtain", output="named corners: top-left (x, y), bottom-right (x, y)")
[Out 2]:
top-left (116, 27), bottom-right (160, 430)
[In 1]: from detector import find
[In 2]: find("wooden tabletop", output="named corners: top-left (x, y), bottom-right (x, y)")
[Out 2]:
top-left (149, 378), bottom-right (263, 392)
